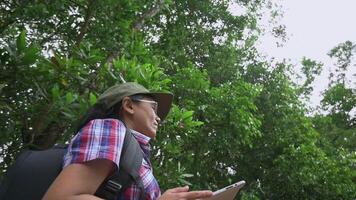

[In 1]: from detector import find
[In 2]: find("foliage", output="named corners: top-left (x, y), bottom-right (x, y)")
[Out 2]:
top-left (297, 58), bottom-right (323, 98)
top-left (310, 40), bottom-right (356, 199)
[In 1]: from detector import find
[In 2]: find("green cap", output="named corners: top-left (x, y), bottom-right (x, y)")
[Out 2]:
top-left (97, 82), bottom-right (173, 121)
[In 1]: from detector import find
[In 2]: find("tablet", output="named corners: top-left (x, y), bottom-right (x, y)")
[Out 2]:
top-left (205, 180), bottom-right (246, 200)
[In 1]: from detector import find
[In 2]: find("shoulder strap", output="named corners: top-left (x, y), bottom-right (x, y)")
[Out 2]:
top-left (95, 128), bottom-right (146, 200)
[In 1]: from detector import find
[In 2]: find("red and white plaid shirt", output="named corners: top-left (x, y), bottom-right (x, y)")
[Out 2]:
top-left (63, 118), bottom-right (161, 200)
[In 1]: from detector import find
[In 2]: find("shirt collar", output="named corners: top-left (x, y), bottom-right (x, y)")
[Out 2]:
top-left (130, 129), bottom-right (151, 145)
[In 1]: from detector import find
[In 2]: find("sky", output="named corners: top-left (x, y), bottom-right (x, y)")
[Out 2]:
top-left (255, 0), bottom-right (356, 111)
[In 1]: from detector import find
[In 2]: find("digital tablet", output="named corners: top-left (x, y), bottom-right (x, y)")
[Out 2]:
top-left (205, 180), bottom-right (246, 200)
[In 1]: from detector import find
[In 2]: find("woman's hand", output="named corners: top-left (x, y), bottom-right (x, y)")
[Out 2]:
top-left (159, 186), bottom-right (213, 200)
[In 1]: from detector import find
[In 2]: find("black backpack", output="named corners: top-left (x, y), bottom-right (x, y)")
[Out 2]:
top-left (0, 129), bottom-right (145, 200)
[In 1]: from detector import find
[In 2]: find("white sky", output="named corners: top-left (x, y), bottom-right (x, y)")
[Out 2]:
top-left (256, 0), bottom-right (356, 111)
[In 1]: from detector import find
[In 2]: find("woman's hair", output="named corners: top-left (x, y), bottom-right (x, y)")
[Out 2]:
top-left (75, 94), bottom-right (154, 133)
top-left (75, 101), bottom-right (121, 133)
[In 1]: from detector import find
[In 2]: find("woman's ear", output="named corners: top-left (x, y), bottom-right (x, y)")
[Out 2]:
top-left (121, 97), bottom-right (134, 115)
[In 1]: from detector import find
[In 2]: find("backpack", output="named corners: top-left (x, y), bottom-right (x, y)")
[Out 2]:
top-left (0, 128), bottom-right (145, 200)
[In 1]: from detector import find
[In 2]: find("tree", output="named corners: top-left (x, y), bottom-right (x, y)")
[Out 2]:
top-left (310, 41), bottom-right (356, 199)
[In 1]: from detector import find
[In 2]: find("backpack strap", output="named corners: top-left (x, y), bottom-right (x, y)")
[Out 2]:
top-left (95, 128), bottom-right (145, 200)
top-left (119, 129), bottom-right (146, 200)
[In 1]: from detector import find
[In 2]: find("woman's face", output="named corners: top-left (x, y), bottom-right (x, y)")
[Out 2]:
top-left (130, 96), bottom-right (161, 139)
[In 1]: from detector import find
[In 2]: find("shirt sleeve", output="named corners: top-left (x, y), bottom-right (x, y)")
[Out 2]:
top-left (63, 118), bottom-right (126, 169)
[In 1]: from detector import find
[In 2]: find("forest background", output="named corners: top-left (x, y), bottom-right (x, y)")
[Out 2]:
top-left (0, 0), bottom-right (355, 199)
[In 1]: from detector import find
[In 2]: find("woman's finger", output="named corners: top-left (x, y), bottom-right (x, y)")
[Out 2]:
top-left (166, 185), bottom-right (190, 193)
top-left (180, 190), bottom-right (213, 199)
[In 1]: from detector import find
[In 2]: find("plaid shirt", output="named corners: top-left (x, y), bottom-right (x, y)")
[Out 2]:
top-left (63, 118), bottom-right (161, 200)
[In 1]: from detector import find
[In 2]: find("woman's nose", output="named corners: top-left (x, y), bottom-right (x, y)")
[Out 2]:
top-left (156, 115), bottom-right (161, 124)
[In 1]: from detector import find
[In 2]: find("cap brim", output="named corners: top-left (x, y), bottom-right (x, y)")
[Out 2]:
top-left (143, 92), bottom-right (173, 121)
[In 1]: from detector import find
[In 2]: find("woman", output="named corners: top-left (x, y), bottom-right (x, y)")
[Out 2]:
top-left (43, 82), bottom-right (213, 200)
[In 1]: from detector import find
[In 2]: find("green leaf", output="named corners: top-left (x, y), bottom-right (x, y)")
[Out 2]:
top-left (51, 85), bottom-right (60, 100)
top-left (181, 173), bottom-right (194, 178)
top-left (16, 30), bottom-right (27, 52)
top-left (22, 45), bottom-right (39, 65)
top-left (191, 121), bottom-right (204, 127)
top-left (182, 111), bottom-right (194, 120)
top-left (0, 84), bottom-right (6, 94)
top-left (89, 93), bottom-right (97, 105)
top-left (178, 178), bottom-right (192, 186)
top-left (61, 111), bottom-right (74, 118)
top-left (65, 92), bottom-right (74, 104)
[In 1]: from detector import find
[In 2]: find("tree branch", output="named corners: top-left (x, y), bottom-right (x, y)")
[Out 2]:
top-left (133, 0), bottom-right (166, 32)
top-left (75, 0), bottom-right (96, 47)
top-left (106, 51), bottom-right (119, 66)
top-left (0, 17), bottom-right (16, 34)
top-left (102, 1), bottom-right (166, 82)
top-left (0, 0), bottom-right (33, 34)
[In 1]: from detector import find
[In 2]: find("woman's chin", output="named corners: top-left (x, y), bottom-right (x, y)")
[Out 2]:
top-left (149, 131), bottom-right (157, 139)
top-left (142, 129), bottom-right (156, 139)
